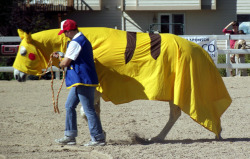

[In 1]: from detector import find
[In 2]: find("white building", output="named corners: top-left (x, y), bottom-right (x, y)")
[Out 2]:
top-left (25, 0), bottom-right (250, 35)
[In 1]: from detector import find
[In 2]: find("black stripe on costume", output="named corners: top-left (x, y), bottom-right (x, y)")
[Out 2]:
top-left (125, 32), bottom-right (136, 64)
top-left (149, 33), bottom-right (161, 60)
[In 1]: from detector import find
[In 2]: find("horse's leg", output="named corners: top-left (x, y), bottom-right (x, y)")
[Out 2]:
top-left (216, 130), bottom-right (222, 140)
top-left (235, 54), bottom-right (240, 76)
top-left (80, 90), bottom-right (101, 122)
top-left (92, 91), bottom-right (106, 139)
top-left (79, 92), bottom-right (106, 139)
top-left (148, 101), bottom-right (181, 142)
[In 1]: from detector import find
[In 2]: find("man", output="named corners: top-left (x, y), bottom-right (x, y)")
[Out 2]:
top-left (54, 19), bottom-right (106, 146)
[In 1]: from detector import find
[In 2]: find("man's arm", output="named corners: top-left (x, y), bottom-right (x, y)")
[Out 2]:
top-left (222, 21), bottom-right (235, 34)
top-left (59, 57), bottom-right (72, 68)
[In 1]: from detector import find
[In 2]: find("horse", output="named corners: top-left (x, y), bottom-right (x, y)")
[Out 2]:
top-left (233, 39), bottom-right (250, 76)
top-left (13, 27), bottom-right (232, 142)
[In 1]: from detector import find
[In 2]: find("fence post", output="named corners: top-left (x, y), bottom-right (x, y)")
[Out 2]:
top-left (225, 35), bottom-right (231, 77)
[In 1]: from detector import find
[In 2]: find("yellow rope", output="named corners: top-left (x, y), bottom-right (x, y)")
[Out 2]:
top-left (39, 54), bottom-right (65, 114)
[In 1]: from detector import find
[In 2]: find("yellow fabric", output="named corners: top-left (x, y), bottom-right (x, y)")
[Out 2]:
top-left (13, 27), bottom-right (232, 137)
top-left (14, 29), bottom-right (68, 76)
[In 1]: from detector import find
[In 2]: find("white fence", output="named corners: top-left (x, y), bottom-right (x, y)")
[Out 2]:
top-left (217, 34), bottom-right (250, 76)
top-left (1, 34), bottom-right (250, 78)
top-left (181, 34), bottom-right (250, 77)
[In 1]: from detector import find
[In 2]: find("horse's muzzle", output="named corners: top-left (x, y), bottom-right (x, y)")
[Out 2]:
top-left (14, 69), bottom-right (27, 82)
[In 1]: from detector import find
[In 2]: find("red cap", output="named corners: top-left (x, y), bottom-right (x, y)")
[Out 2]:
top-left (58, 19), bottom-right (77, 35)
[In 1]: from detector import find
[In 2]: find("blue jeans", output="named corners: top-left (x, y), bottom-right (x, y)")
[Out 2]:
top-left (64, 85), bottom-right (105, 141)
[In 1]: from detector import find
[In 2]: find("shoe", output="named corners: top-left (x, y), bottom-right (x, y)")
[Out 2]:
top-left (83, 140), bottom-right (106, 146)
top-left (55, 136), bottom-right (76, 145)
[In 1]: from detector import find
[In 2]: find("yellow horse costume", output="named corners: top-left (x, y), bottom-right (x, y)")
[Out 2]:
top-left (13, 28), bottom-right (232, 137)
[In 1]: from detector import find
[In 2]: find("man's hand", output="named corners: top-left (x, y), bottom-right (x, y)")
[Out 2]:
top-left (52, 51), bottom-right (64, 59)
top-left (52, 52), bottom-right (59, 58)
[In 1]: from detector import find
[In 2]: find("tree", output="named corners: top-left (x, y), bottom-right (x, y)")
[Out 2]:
top-left (0, 0), bottom-right (51, 36)
top-left (0, 0), bottom-right (16, 35)
top-left (0, 0), bottom-right (52, 80)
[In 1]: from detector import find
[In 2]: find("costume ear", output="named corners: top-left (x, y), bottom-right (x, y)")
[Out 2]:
top-left (17, 29), bottom-right (32, 43)
top-left (17, 29), bottom-right (25, 40)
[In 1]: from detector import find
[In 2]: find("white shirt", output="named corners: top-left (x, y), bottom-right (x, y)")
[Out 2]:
top-left (65, 32), bottom-right (83, 61)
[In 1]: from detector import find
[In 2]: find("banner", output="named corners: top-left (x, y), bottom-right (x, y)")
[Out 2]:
top-left (0, 45), bottom-right (19, 57)
top-left (183, 36), bottom-right (218, 64)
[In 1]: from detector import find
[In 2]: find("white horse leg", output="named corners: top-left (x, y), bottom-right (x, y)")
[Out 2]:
top-left (149, 101), bottom-right (181, 142)
top-left (80, 90), bottom-right (102, 122)
top-left (235, 54), bottom-right (240, 77)
top-left (80, 92), bottom-right (106, 139)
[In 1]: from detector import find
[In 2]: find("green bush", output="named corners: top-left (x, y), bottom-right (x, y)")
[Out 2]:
top-left (217, 54), bottom-right (250, 76)
top-left (0, 57), bottom-right (15, 80)
top-left (217, 54), bottom-right (226, 77)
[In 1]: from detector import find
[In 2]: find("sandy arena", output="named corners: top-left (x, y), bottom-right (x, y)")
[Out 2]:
top-left (0, 77), bottom-right (249, 159)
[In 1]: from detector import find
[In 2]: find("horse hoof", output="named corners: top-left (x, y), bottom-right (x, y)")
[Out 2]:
top-left (215, 134), bottom-right (223, 140)
top-left (147, 137), bottom-right (162, 143)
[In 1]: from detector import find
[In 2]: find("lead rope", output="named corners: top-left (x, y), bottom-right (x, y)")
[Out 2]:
top-left (39, 54), bottom-right (65, 113)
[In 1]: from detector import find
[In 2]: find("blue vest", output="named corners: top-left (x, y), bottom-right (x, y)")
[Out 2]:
top-left (65, 33), bottom-right (99, 89)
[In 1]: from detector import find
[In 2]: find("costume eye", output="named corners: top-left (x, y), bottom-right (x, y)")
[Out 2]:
top-left (20, 46), bottom-right (27, 56)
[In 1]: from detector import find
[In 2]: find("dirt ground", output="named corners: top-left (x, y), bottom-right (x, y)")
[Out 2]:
top-left (0, 77), bottom-right (249, 159)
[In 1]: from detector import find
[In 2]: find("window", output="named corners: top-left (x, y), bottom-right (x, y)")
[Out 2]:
top-left (237, 14), bottom-right (250, 23)
top-left (159, 14), bottom-right (184, 35)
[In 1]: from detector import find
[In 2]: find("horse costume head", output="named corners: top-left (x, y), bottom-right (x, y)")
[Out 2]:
top-left (13, 29), bottom-right (68, 81)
